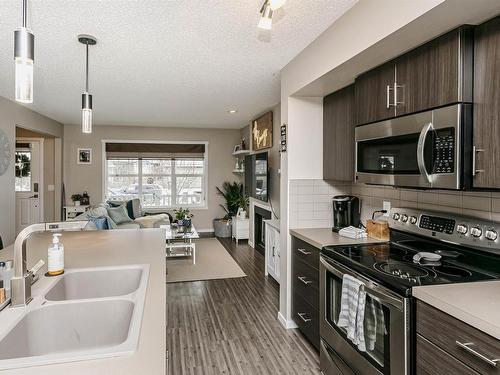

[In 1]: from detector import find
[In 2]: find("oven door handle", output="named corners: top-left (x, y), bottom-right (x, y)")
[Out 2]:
top-left (320, 256), bottom-right (404, 310)
top-left (417, 122), bottom-right (433, 185)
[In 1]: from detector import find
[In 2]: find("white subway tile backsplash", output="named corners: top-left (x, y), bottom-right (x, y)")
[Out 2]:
top-left (289, 179), bottom-right (500, 228)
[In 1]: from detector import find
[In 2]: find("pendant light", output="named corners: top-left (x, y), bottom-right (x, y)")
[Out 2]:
top-left (258, 1), bottom-right (273, 30)
top-left (14, 0), bottom-right (35, 103)
top-left (78, 34), bottom-right (97, 134)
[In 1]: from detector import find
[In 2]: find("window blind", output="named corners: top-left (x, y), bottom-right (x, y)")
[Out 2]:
top-left (105, 143), bottom-right (205, 159)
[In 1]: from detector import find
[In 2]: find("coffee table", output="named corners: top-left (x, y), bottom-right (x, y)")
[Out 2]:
top-left (161, 225), bottom-right (199, 264)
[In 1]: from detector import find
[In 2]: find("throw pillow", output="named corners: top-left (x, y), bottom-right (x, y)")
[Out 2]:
top-left (107, 199), bottom-right (139, 220)
top-left (89, 216), bottom-right (109, 230)
top-left (107, 205), bottom-right (133, 225)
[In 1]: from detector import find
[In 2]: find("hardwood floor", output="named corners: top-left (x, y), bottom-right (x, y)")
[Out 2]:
top-left (166, 237), bottom-right (320, 375)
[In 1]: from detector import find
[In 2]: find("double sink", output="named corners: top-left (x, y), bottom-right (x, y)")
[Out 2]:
top-left (0, 265), bottom-right (149, 370)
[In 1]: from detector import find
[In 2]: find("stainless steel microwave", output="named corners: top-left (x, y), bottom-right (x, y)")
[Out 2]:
top-left (354, 104), bottom-right (472, 189)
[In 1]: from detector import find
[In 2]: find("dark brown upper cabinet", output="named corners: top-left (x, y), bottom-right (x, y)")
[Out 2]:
top-left (472, 16), bottom-right (500, 189)
top-left (323, 84), bottom-right (355, 181)
top-left (354, 62), bottom-right (396, 126)
top-left (354, 27), bottom-right (473, 126)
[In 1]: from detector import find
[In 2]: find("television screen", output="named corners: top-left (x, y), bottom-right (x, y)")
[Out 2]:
top-left (245, 152), bottom-right (269, 202)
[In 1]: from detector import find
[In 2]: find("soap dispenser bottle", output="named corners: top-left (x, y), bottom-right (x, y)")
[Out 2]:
top-left (48, 233), bottom-right (64, 276)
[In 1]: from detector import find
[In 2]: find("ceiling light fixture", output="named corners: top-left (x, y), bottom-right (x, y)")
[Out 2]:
top-left (258, 1), bottom-right (273, 30)
top-left (228, 109), bottom-right (238, 114)
top-left (269, 0), bottom-right (286, 11)
top-left (14, 0), bottom-right (35, 103)
top-left (78, 34), bottom-right (97, 134)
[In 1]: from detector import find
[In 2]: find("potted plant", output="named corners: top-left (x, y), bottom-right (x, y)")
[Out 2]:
top-left (237, 194), bottom-right (249, 219)
top-left (214, 182), bottom-right (244, 237)
top-left (174, 207), bottom-right (193, 228)
top-left (71, 193), bottom-right (83, 206)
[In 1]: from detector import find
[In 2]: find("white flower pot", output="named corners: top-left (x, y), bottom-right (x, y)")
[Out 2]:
top-left (74, 201), bottom-right (81, 206)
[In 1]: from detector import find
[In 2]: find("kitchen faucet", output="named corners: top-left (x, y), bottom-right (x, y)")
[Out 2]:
top-left (10, 221), bottom-right (88, 307)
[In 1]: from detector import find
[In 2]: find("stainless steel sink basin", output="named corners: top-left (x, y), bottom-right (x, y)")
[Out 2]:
top-left (0, 264), bottom-right (149, 370)
top-left (0, 299), bottom-right (134, 360)
top-left (45, 266), bottom-right (143, 301)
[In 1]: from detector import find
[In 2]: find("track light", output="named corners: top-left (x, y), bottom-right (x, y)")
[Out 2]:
top-left (258, 1), bottom-right (273, 30)
top-left (78, 34), bottom-right (97, 134)
top-left (14, 0), bottom-right (34, 104)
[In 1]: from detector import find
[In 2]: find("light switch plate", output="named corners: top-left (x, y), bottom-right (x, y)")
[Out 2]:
top-left (383, 201), bottom-right (391, 216)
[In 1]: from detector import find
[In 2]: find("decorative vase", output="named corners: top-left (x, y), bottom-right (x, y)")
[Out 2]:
top-left (238, 210), bottom-right (246, 219)
top-left (182, 218), bottom-right (192, 227)
top-left (74, 201), bottom-right (81, 206)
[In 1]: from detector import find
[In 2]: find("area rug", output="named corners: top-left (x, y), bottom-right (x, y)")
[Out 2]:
top-left (166, 238), bottom-right (246, 283)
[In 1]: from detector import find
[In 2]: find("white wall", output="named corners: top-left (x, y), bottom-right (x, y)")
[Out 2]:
top-left (287, 97), bottom-right (323, 180)
top-left (0, 96), bottom-right (63, 246)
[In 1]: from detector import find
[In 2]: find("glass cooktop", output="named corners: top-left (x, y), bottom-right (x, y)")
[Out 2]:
top-left (322, 238), bottom-right (500, 297)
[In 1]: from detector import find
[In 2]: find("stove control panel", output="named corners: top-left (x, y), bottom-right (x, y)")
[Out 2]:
top-left (419, 215), bottom-right (455, 234)
top-left (389, 207), bottom-right (500, 252)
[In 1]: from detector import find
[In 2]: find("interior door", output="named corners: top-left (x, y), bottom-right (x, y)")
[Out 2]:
top-left (15, 140), bottom-right (41, 234)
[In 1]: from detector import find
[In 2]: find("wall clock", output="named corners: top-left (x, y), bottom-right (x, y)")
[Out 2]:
top-left (0, 129), bottom-right (12, 176)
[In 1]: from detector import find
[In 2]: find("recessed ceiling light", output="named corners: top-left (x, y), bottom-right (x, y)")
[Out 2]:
top-left (270, 0), bottom-right (286, 11)
top-left (228, 109), bottom-right (238, 114)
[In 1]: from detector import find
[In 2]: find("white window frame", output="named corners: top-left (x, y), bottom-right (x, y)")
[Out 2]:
top-left (102, 140), bottom-right (208, 210)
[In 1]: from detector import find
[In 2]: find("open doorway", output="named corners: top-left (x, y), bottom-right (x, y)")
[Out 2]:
top-left (15, 138), bottom-right (44, 234)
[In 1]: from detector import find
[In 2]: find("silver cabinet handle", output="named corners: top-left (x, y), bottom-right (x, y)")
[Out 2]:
top-left (386, 85), bottom-right (393, 108)
top-left (456, 341), bottom-right (500, 367)
top-left (394, 83), bottom-right (404, 106)
top-left (298, 276), bottom-right (312, 285)
top-left (472, 146), bottom-right (485, 176)
top-left (297, 312), bottom-right (311, 323)
top-left (297, 248), bottom-right (311, 255)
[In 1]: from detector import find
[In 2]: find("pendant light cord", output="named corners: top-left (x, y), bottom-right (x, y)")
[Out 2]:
top-left (85, 43), bottom-right (89, 92)
top-left (22, 0), bottom-right (27, 28)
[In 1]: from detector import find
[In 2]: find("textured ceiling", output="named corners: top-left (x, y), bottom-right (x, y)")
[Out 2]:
top-left (0, 0), bottom-right (357, 128)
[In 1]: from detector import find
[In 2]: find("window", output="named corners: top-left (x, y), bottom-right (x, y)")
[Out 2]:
top-left (105, 142), bottom-right (207, 208)
top-left (15, 149), bottom-right (32, 192)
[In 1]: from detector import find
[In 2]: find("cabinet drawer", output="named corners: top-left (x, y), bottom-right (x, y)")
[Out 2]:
top-left (292, 292), bottom-right (319, 350)
top-left (417, 301), bottom-right (500, 375)
top-left (292, 237), bottom-right (319, 271)
top-left (417, 334), bottom-right (479, 375)
top-left (292, 257), bottom-right (319, 310)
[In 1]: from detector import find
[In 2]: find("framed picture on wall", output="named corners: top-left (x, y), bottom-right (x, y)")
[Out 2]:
top-left (252, 111), bottom-right (273, 151)
top-left (77, 148), bottom-right (92, 165)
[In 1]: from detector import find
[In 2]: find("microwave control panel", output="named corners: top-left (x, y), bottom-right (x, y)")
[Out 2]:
top-left (432, 128), bottom-right (455, 174)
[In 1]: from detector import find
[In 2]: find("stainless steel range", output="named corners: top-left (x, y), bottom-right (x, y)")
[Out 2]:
top-left (319, 208), bottom-right (500, 375)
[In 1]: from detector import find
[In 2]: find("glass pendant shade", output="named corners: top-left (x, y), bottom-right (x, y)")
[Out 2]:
top-left (15, 57), bottom-right (33, 103)
top-left (14, 27), bottom-right (34, 104)
top-left (81, 92), bottom-right (92, 133)
top-left (81, 108), bottom-right (92, 134)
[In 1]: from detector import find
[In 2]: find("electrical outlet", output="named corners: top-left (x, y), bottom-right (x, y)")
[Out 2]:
top-left (383, 201), bottom-right (391, 216)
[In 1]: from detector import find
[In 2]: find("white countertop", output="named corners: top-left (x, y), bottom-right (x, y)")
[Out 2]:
top-left (413, 280), bottom-right (500, 340)
top-left (289, 227), bottom-right (386, 249)
top-left (0, 229), bottom-right (166, 374)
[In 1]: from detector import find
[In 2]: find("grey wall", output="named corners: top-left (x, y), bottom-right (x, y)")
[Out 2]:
top-left (0, 96), bottom-right (63, 246)
top-left (63, 124), bottom-right (241, 231)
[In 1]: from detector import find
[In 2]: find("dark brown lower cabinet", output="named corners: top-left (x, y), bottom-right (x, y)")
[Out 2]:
top-left (291, 236), bottom-right (320, 350)
top-left (417, 301), bottom-right (500, 375)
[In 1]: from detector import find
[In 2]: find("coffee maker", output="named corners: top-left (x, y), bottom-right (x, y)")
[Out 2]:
top-left (332, 195), bottom-right (360, 232)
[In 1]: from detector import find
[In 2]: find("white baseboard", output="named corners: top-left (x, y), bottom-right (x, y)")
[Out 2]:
top-left (248, 240), bottom-right (254, 247)
top-left (278, 312), bottom-right (298, 329)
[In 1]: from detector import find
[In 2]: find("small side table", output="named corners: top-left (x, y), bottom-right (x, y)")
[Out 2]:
top-left (64, 205), bottom-right (89, 221)
top-left (231, 217), bottom-right (249, 243)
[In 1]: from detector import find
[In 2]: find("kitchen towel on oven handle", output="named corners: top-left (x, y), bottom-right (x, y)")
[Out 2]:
top-left (337, 274), bottom-right (367, 349)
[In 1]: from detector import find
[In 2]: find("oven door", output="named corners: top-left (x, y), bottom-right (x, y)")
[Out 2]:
top-left (355, 104), bottom-right (466, 189)
top-left (319, 255), bottom-right (410, 375)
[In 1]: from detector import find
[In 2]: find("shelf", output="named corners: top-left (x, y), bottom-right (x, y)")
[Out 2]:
top-left (232, 169), bottom-right (245, 173)
top-left (232, 149), bottom-right (250, 156)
